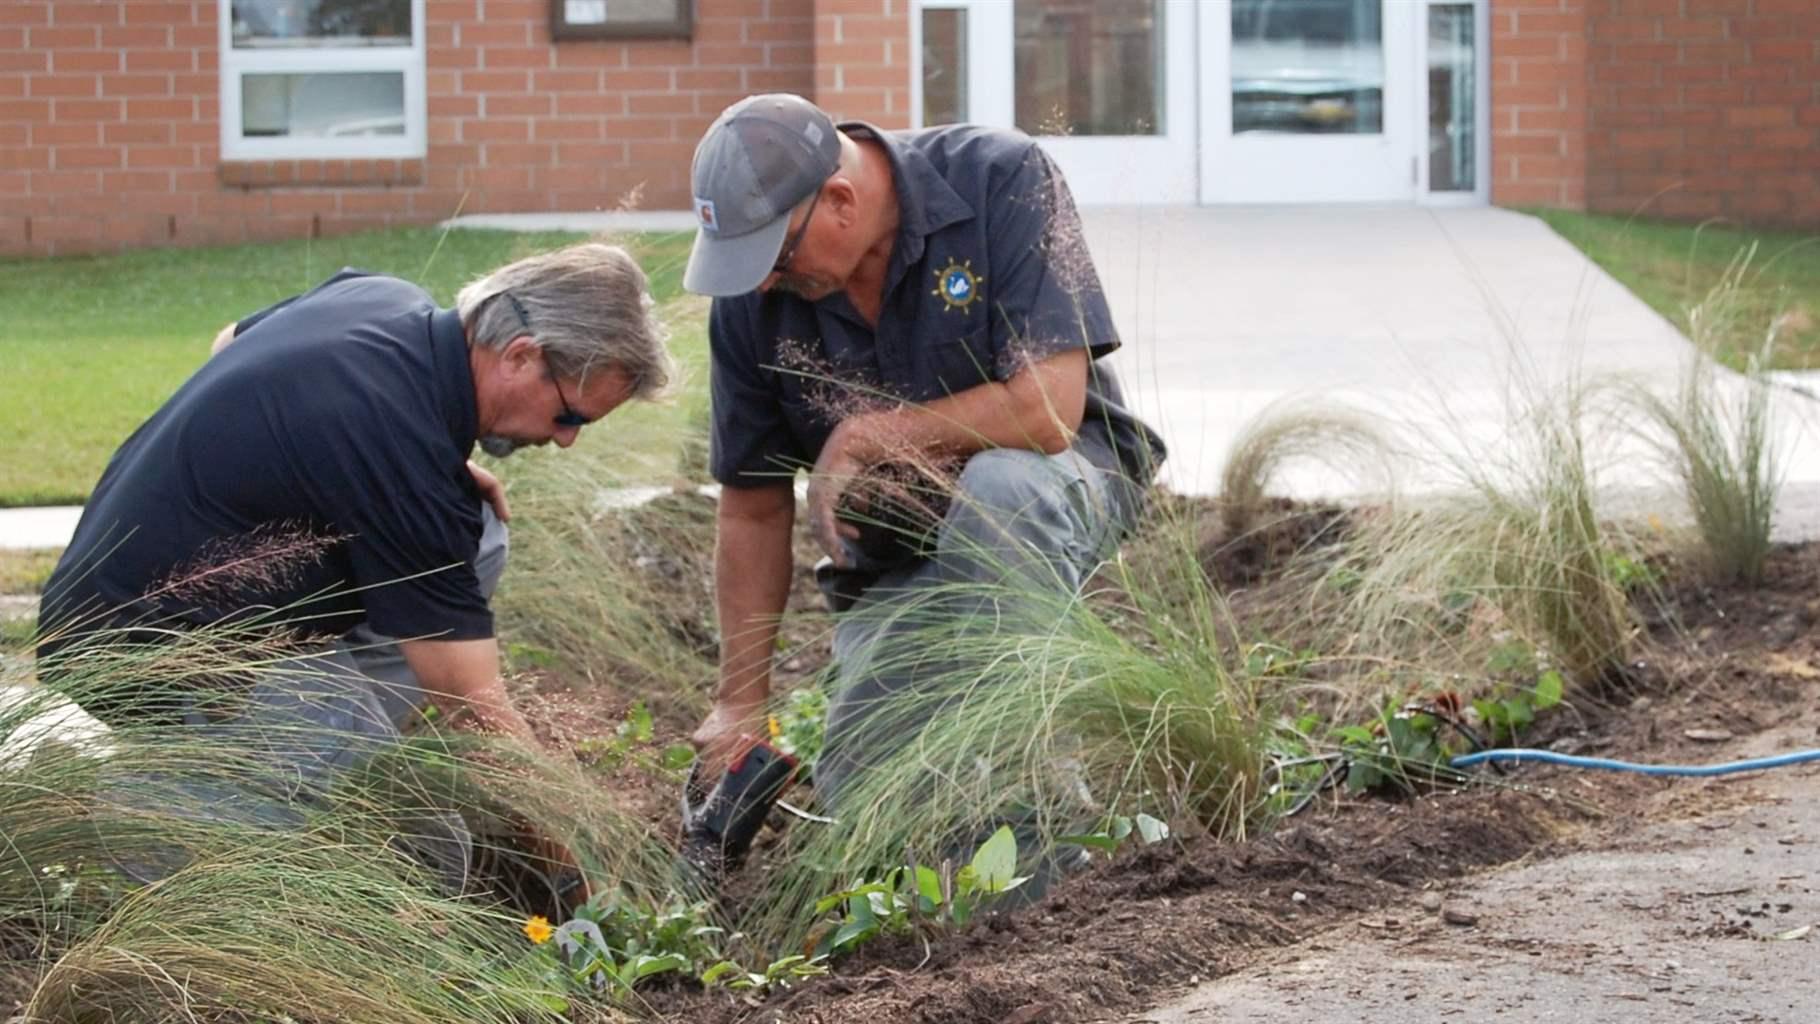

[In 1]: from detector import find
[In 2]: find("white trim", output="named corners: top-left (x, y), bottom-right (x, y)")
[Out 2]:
top-left (218, 0), bottom-right (426, 161)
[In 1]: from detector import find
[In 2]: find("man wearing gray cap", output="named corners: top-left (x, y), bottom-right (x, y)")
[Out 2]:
top-left (683, 93), bottom-right (1166, 809)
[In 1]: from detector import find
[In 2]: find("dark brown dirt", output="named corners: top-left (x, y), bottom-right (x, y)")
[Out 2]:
top-left (606, 516), bottom-right (1820, 1024)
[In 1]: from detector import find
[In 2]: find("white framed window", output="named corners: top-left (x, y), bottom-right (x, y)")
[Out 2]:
top-left (219, 0), bottom-right (426, 161)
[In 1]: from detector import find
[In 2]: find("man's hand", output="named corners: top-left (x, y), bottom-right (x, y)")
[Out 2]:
top-left (689, 698), bottom-right (768, 781)
top-left (467, 460), bottom-right (512, 523)
top-left (806, 421), bottom-right (868, 568)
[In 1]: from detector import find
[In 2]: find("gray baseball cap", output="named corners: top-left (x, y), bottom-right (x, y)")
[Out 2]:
top-left (683, 93), bottom-right (841, 297)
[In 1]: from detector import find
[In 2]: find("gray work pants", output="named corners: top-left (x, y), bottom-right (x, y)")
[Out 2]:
top-left (813, 448), bottom-right (1136, 809)
top-left (101, 505), bottom-right (509, 892)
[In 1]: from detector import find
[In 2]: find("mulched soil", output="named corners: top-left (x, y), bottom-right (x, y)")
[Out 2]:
top-left (502, 493), bottom-right (1820, 1024)
top-left (11, 492), bottom-right (1814, 1023)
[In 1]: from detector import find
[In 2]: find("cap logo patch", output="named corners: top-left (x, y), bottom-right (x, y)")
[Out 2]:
top-left (695, 197), bottom-right (719, 233)
top-left (932, 259), bottom-right (983, 313)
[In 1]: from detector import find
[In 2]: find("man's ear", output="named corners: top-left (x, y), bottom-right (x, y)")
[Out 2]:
top-left (499, 335), bottom-right (542, 374)
top-left (825, 176), bottom-right (861, 227)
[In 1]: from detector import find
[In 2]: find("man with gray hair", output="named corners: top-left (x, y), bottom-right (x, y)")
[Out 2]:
top-left (37, 242), bottom-right (674, 907)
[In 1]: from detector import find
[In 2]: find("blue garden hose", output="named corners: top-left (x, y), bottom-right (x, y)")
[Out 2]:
top-left (1450, 748), bottom-right (1820, 777)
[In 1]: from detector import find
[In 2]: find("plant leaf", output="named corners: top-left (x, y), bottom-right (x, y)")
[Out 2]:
top-left (700, 960), bottom-right (741, 985)
top-left (1058, 832), bottom-right (1120, 852)
top-left (970, 825), bottom-right (1018, 893)
top-left (1533, 670), bottom-right (1564, 710)
top-left (659, 743), bottom-right (697, 771)
top-left (1135, 813), bottom-right (1170, 844)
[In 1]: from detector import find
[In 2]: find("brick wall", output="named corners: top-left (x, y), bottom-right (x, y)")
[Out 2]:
top-left (1583, 0), bottom-right (1820, 227)
top-left (2, 0), bottom-right (862, 257)
top-left (1491, 0), bottom-right (1591, 209)
top-left (812, 0), bottom-right (911, 127)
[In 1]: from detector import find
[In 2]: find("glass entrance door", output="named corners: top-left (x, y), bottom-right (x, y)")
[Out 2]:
top-left (918, 0), bottom-right (1201, 204)
top-left (1199, 0), bottom-right (1419, 203)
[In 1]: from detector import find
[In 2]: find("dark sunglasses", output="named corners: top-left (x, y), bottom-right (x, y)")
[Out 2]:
top-left (504, 292), bottom-right (593, 428)
top-left (772, 185), bottom-right (826, 275)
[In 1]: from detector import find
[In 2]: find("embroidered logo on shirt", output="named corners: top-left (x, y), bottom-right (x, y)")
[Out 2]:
top-left (931, 259), bottom-right (983, 312)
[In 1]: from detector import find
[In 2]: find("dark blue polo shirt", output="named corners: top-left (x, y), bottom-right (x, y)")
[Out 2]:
top-left (37, 271), bottom-right (493, 665)
top-left (707, 122), bottom-right (1165, 492)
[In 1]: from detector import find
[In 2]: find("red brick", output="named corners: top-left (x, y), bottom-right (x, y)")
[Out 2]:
top-left (27, 24), bottom-right (98, 48)
top-left (1661, 63), bottom-right (1725, 85)
top-left (1594, 16), bottom-right (1661, 40)
top-left (1592, 62), bottom-right (1657, 85)
top-left (462, 119), bottom-right (530, 143)
top-left (677, 67), bottom-right (744, 91)
top-left (560, 92), bottom-right (626, 117)
top-left (1750, 83), bottom-right (1812, 104)
top-left (1611, 41), bottom-right (1680, 63)
top-left (124, 2), bottom-right (194, 26)
top-left (1661, 17), bottom-right (1727, 41)
top-left (483, 94), bottom-right (551, 117)
top-left (102, 170), bottom-right (175, 193)
top-left (459, 22), bottom-right (531, 46)
top-left (1751, 39), bottom-right (1813, 63)
top-left (601, 116), bottom-right (677, 140)
top-left (460, 70), bottom-right (529, 92)
top-left (126, 146), bottom-right (195, 169)
top-left (1732, 63), bottom-right (1794, 82)
top-left (1684, 82), bottom-right (1751, 105)
top-left (105, 121), bottom-right (173, 144)
top-left (29, 170), bottom-right (101, 194)
top-left (1756, 128), bottom-right (1814, 150)
top-left (0, 3), bottom-right (50, 26)
top-left (1612, 128), bottom-right (1680, 150)
top-left (532, 69), bottom-right (601, 92)
top-left (101, 74), bottom-right (174, 97)
top-left (429, 95), bottom-right (479, 118)
top-left (53, 49), bottom-right (122, 73)
top-left (1727, 106), bottom-right (1794, 128)
top-left (52, 3), bottom-right (125, 25)
top-left (481, 45), bottom-right (553, 69)
top-left (123, 49), bottom-right (196, 73)
top-left (127, 97), bottom-right (192, 120)
top-left (100, 25), bottom-right (169, 48)
top-left (31, 120), bottom-right (97, 145)
top-left (1500, 133), bottom-right (1567, 156)
top-left (625, 41), bottom-right (696, 66)
top-left (0, 50), bottom-right (46, 74)
top-left (601, 68), bottom-right (673, 91)
top-left (532, 119), bottom-right (602, 142)
top-left (629, 92), bottom-right (698, 115)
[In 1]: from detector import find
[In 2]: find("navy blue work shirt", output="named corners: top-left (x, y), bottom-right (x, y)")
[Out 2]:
top-left (707, 122), bottom-right (1166, 492)
top-left (37, 271), bottom-right (493, 665)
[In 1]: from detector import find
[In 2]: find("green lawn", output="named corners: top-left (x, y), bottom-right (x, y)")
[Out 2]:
top-left (1532, 209), bottom-right (1820, 370)
top-left (0, 227), bottom-right (701, 506)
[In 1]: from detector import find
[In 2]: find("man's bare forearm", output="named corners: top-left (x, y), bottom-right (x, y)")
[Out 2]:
top-left (842, 348), bottom-right (1088, 463)
top-left (714, 485), bottom-right (796, 707)
top-left (401, 637), bottom-right (542, 746)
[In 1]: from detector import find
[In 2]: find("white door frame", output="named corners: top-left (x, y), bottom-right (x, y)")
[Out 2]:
top-left (1198, 0), bottom-right (1419, 204)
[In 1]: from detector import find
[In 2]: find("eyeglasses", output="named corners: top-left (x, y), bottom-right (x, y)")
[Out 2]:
top-left (504, 292), bottom-right (594, 428)
top-left (771, 185), bottom-right (825, 275)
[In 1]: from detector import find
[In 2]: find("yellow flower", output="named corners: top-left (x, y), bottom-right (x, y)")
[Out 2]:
top-left (522, 915), bottom-right (554, 945)
top-left (768, 714), bottom-right (781, 739)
